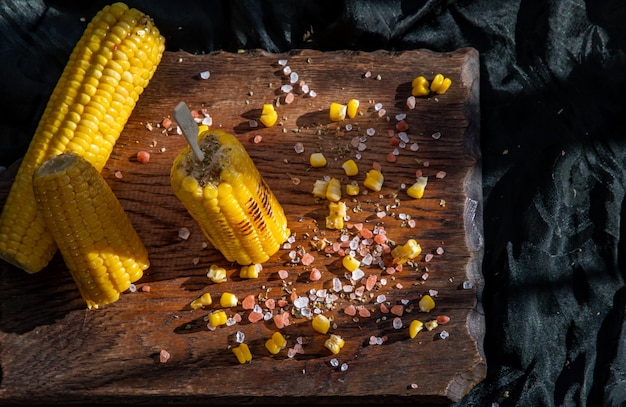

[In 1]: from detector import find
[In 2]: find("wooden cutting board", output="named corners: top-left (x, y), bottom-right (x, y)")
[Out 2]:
top-left (0, 48), bottom-right (485, 404)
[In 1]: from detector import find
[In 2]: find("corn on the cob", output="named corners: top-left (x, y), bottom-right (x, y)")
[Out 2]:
top-left (31, 152), bottom-right (150, 309)
top-left (0, 2), bottom-right (165, 273)
top-left (171, 128), bottom-right (291, 266)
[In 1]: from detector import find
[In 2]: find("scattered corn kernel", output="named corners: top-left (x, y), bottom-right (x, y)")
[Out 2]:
top-left (208, 309), bottom-right (228, 327)
top-left (190, 292), bottom-right (213, 309)
top-left (363, 169), bottom-right (384, 192)
top-left (324, 334), bottom-right (345, 355)
top-left (312, 179), bottom-right (329, 198)
top-left (346, 99), bottom-right (360, 119)
top-left (329, 102), bottom-right (347, 121)
top-left (220, 292), bottom-right (238, 307)
top-left (341, 159), bottom-right (359, 176)
top-left (419, 294), bottom-right (436, 312)
top-left (411, 76), bottom-right (430, 97)
top-left (310, 152), bottom-right (327, 168)
top-left (259, 103), bottom-right (278, 127)
top-left (232, 343), bottom-right (252, 364)
top-left (265, 331), bottom-right (287, 354)
top-left (326, 201), bottom-right (347, 230)
top-left (409, 320), bottom-right (424, 338)
top-left (325, 177), bottom-right (342, 202)
top-left (345, 181), bottom-right (360, 196)
top-left (342, 253), bottom-right (360, 272)
top-left (207, 264), bottom-right (228, 283)
top-left (407, 176), bottom-right (428, 199)
top-left (425, 320), bottom-right (439, 331)
top-left (430, 73), bottom-right (452, 94)
top-left (391, 239), bottom-right (422, 265)
top-left (240, 263), bottom-right (262, 279)
top-left (312, 314), bottom-right (331, 334)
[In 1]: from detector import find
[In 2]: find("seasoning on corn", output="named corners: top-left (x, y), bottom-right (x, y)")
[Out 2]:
top-left (220, 292), bottom-right (238, 308)
top-left (325, 177), bottom-right (342, 202)
top-left (346, 99), bottom-right (360, 119)
top-left (240, 263), bottom-right (262, 279)
top-left (309, 152), bottom-right (327, 168)
top-left (341, 159), bottom-right (359, 176)
top-left (0, 2), bottom-right (165, 274)
top-left (190, 292), bottom-right (213, 310)
top-left (407, 176), bottom-right (428, 199)
top-left (418, 294), bottom-right (436, 312)
top-left (342, 253), bottom-right (360, 272)
top-left (363, 169), bottom-right (384, 192)
top-left (312, 314), bottom-right (331, 334)
top-left (232, 343), bottom-right (252, 364)
top-left (265, 331), bottom-right (287, 355)
top-left (324, 334), bottom-right (345, 355)
top-left (207, 264), bottom-right (228, 283)
top-left (31, 152), bottom-right (150, 309)
top-left (312, 179), bottom-right (329, 199)
top-left (329, 102), bottom-right (347, 122)
top-left (411, 76), bottom-right (430, 97)
top-left (409, 320), bottom-right (424, 338)
top-left (391, 239), bottom-right (422, 265)
top-left (208, 309), bottom-right (228, 327)
top-left (430, 73), bottom-right (452, 94)
top-left (326, 201), bottom-right (347, 230)
top-left (171, 102), bottom-right (291, 266)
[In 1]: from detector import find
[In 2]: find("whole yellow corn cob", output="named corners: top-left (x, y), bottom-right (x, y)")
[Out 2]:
top-left (32, 152), bottom-right (150, 309)
top-left (0, 2), bottom-right (165, 273)
top-left (171, 128), bottom-right (291, 266)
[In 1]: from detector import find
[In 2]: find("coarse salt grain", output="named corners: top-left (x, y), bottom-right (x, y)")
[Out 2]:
top-left (159, 349), bottom-right (170, 363)
top-left (178, 227), bottom-right (190, 240)
top-left (199, 70), bottom-right (210, 79)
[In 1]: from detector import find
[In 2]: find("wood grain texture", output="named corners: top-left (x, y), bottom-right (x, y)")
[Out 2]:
top-left (0, 48), bottom-right (484, 404)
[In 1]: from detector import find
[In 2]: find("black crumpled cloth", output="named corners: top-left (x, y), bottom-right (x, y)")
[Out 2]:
top-left (2, 1), bottom-right (626, 406)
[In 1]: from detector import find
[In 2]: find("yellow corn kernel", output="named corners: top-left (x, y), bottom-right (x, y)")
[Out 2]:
top-left (407, 176), bottom-right (428, 199)
top-left (171, 129), bottom-right (291, 266)
top-left (326, 201), bottom-right (347, 230)
top-left (220, 292), bottom-right (238, 307)
top-left (324, 334), bottom-right (345, 355)
top-left (430, 74), bottom-right (452, 94)
top-left (419, 294), bottom-right (436, 312)
top-left (325, 177), bottom-right (342, 202)
top-left (31, 152), bottom-right (149, 309)
top-left (342, 253), bottom-right (360, 272)
top-left (341, 159), bottom-right (359, 176)
top-left (259, 103), bottom-right (278, 127)
top-left (309, 152), bottom-right (327, 168)
top-left (345, 181), bottom-right (360, 196)
top-left (346, 99), bottom-right (360, 119)
top-left (190, 292), bottom-right (213, 310)
top-left (207, 264), bottom-right (227, 283)
top-left (312, 314), bottom-right (331, 334)
top-left (425, 320), bottom-right (439, 331)
top-left (409, 320), bottom-right (424, 338)
top-left (265, 331), bottom-right (287, 355)
top-left (391, 239), bottom-right (422, 265)
top-left (329, 102), bottom-right (347, 121)
top-left (363, 169), bottom-right (384, 192)
top-left (411, 76), bottom-right (430, 96)
top-left (240, 263), bottom-right (262, 279)
top-left (208, 309), bottom-right (228, 327)
top-left (232, 343), bottom-right (252, 364)
top-left (312, 179), bottom-right (329, 199)
top-left (0, 2), bottom-right (165, 274)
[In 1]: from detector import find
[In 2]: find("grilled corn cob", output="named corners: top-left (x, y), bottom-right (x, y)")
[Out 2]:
top-left (0, 2), bottom-right (165, 273)
top-left (32, 152), bottom-right (150, 309)
top-left (171, 128), bottom-right (291, 266)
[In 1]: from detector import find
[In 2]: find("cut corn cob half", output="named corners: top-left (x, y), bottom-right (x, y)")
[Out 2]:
top-left (31, 152), bottom-right (150, 309)
top-left (171, 129), bottom-right (291, 266)
top-left (0, 2), bottom-right (165, 273)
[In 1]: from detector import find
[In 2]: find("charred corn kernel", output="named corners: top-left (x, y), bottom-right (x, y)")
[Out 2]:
top-left (232, 343), bottom-right (252, 364)
top-left (31, 152), bottom-right (150, 309)
top-left (342, 253), bottom-right (360, 272)
top-left (407, 176), bottom-right (428, 199)
top-left (409, 320), bottom-right (424, 338)
top-left (326, 201), bottom-right (347, 230)
top-left (207, 264), bottom-right (227, 283)
top-left (341, 159), bottom-right (359, 176)
top-left (324, 334), bottom-right (345, 355)
top-left (0, 2), bottom-right (165, 274)
top-left (309, 152), bottom-right (327, 168)
top-left (208, 309), bottom-right (228, 327)
top-left (312, 179), bottom-right (329, 198)
top-left (391, 239), bottom-right (422, 265)
top-left (240, 263), bottom-right (262, 279)
top-left (259, 103), bottom-right (278, 127)
top-left (171, 129), bottom-right (291, 266)
top-left (265, 331), bottom-right (287, 354)
top-left (345, 181), bottom-right (360, 196)
top-left (312, 314), bottom-right (331, 334)
top-left (329, 102), bottom-right (347, 121)
top-left (363, 169), bottom-right (384, 192)
top-left (220, 292), bottom-right (238, 307)
top-left (430, 73), bottom-right (452, 94)
top-left (419, 294), bottom-right (436, 312)
top-left (325, 177), bottom-right (342, 202)
top-left (346, 99), bottom-right (360, 119)
top-left (190, 292), bottom-right (213, 309)
top-left (411, 76), bottom-right (430, 96)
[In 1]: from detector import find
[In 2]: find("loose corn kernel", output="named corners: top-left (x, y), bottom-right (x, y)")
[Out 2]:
top-left (430, 73), bottom-right (452, 94)
top-left (232, 343), bottom-right (252, 364)
top-left (407, 176), bottom-right (428, 199)
top-left (312, 314), bottom-right (331, 334)
top-left (325, 177), bottom-right (342, 202)
top-left (208, 309), bottom-right (228, 327)
top-left (346, 99), bottom-right (360, 119)
top-left (240, 263), bottom-right (262, 279)
top-left (220, 292), bottom-right (238, 307)
top-left (207, 264), bottom-right (227, 283)
top-left (418, 294), bottom-right (436, 312)
top-left (345, 181), bottom-right (360, 196)
top-left (425, 320), bottom-right (439, 331)
top-left (342, 253), bottom-right (360, 272)
top-left (190, 292), bottom-right (213, 309)
top-left (259, 103), bottom-right (278, 127)
top-left (265, 331), bottom-right (287, 354)
top-left (312, 179), bottom-right (329, 198)
top-left (329, 102), bottom-right (347, 121)
top-left (363, 169), bottom-right (384, 192)
top-left (411, 76), bottom-right (430, 97)
top-left (310, 152), bottom-right (327, 168)
top-left (409, 320), bottom-right (424, 338)
top-left (326, 201), bottom-right (347, 230)
top-left (324, 334), bottom-right (345, 355)
top-left (341, 159), bottom-right (359, 176)
top-left (391, 239), bottom-right (422, 265)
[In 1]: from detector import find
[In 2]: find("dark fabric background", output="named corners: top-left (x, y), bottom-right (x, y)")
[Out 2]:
top-left (2, 1), bottom-right (626, 406)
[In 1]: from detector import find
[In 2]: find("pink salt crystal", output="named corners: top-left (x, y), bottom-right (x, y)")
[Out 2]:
top-left (301, 252), bottom-right (315, 266)
top-left (114, 170), bottom-right (123, 179)
top-left (385, 267), bottom-right (395, 275)
top-left (365, 274), bottom-right (377, 291)
top-left (406, 96), bottom-right (416, 109)
top-left (233, 313), bottom-right (242, 322)
top-left (436, 171), bottom-right (447, 179)
top-left (372, 161), bottom-right (382, 171)
top-left (136, 150), bottom-right (150, 163)
top-left (436, 246), bottom-right (445, 255)
top-left (141, 285), bottom-right (151, 292)
top-left (265, 298), bottom-right (276, 309)
top-left (253, 135), bottom-right (263, 143)
top-left (358, 307), bottom-right (371, 318)
top-left (344, 304), bottom-right (357, 316)
top-left (248, 311), bottom-right (264, 323)
top-left (379, 303), bottom-right (389, 313)
top-left (309, 268), bottom-right (322, 281)
top-left (278, 269), bottom-right (289, 279)
top-left (360, 228), bottom-right (373, 239)
top-left (415, 169), bottom-right (423, 177)
top-left (159, 349), bottom-right (170, 363)
top-left (425, 253), bottom-right (434, 262)
top-left (390, 305), bottom-right (404, 316)
top-left (285, 92), bottom-right (295, 104)
top-left (374, 233), bottom-right (387, 244)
